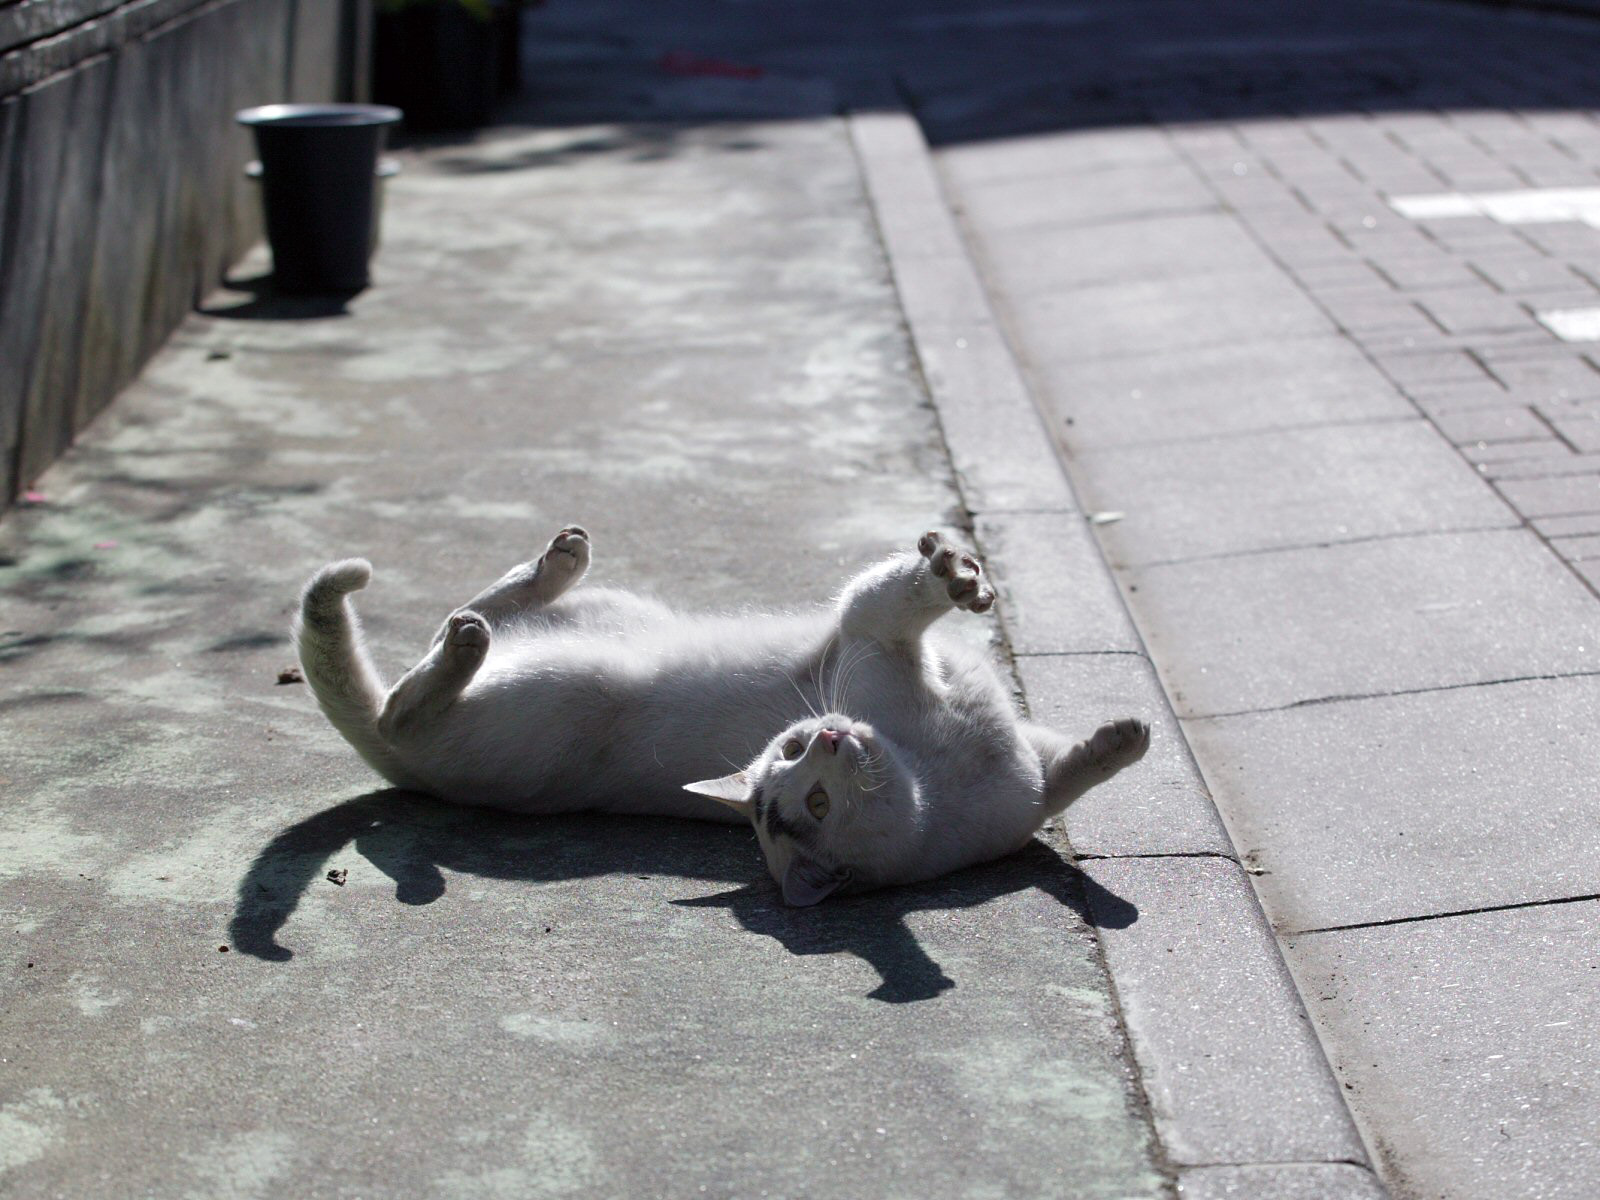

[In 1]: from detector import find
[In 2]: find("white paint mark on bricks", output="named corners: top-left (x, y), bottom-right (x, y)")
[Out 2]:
top-left (1535, 307), bottom-right (1600, 342)
top-left (1390, 186), bottom-right (1600, 225)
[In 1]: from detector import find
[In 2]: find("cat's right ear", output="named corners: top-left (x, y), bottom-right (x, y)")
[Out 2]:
top-left (683, 771), bottom-right (753, 816)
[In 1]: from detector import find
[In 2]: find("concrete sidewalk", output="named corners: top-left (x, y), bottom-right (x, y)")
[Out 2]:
top-left (0, 33), bottom-right (1187, 1200)
top-left (14, 1), bottom-right (1600, 1197)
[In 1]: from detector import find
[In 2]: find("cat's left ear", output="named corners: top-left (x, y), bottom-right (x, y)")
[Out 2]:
top-left (684, 771), bottom-right (753, 815)
top-left (782, 855), bottom-right (851, 907)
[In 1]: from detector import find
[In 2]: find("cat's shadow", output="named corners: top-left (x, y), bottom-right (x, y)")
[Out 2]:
top-left (230, 790), bottom-right (1138, 1004)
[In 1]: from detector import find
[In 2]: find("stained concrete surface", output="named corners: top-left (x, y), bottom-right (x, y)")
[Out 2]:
top-left (0, 52), bottom-right (1167, 1200)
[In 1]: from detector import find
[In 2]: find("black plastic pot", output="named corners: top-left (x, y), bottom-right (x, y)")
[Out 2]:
top-left (236, 104), bottom-right (403, 294)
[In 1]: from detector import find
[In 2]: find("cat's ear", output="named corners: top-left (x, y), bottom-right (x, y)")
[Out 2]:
top-left (683, 771), bottom-right (753, 815)
top-left (781, 855), bottom-right (851, 907)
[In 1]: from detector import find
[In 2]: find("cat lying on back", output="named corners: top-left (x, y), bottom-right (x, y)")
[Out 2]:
top-left (295, 525), bottom-right (1149, 905)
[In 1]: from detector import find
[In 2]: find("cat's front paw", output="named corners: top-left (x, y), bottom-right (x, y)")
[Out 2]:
top-left (917, 531), bottom-right (995, 613)
top-left (543, 525), bottom-right (591, 575)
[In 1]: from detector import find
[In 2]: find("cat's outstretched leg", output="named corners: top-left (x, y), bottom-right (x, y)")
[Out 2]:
top-left (379, 611), bottom-right (491, 739)
top-left (837, 531), bottom-right (995, 646)
top-left (1030, 718), bottom-right (1150, 817)
top-left (430, 526), bottom-right (591, 644)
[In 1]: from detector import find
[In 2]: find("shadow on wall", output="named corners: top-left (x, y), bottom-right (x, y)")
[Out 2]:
top-left (229, 791), bottom-right (1137, 1004)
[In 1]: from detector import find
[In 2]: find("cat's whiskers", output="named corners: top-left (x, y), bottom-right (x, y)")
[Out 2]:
top-left (785, 671), bottom-right (820, 720)
top-left (826, 640), bottom-right (879, 715)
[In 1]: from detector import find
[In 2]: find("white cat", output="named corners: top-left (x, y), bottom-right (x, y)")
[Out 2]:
top-left (294, 525), bottom-right (1149, 905)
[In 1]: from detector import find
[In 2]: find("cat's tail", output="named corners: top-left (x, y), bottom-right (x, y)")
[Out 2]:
top-left (294, 560), bottom-right (412, 787)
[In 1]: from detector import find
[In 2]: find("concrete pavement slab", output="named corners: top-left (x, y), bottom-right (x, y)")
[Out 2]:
top-left (936, 128), bottom-right (1179, 189)
top-left (1014, 654), bottom-right (1232, 859)
top-left (950, 159), bottom-right (1218, 234)
top-left (1287, 901), bottom-right (1600, 1200)
top-left (1011, 272), bottom-right (1337, 364)
top-left (1188, 675), bottom-right (1600, 932)
top-left (1074, 419), bottom-right (1517, 566)
top-left (0, 94), bottom-right (1168, 1200)
top-left (1124, 529), bottom-right (1600, 718)
top-left (1080, 856), bottom-right (1368, 1168)
top-left (1032, 338), bottom-right (1415, 450)
top-left (965, 211), bottom-right (1269, 296)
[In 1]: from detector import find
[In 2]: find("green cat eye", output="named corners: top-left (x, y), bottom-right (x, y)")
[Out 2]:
top-left (782, 739), bottom-right (804, 759)
top-left (806, 788), bottom-right (829, 819)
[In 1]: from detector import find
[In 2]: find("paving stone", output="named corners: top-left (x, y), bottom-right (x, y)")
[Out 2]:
top-left (1465, 439), bottom-right (1569, 468)
top-left (1471, 254), bottom-right (1590, 295)
top-left (1189, 675), bottom-right (1600, 932)
top-left (1535, 511), bottom-right (1600, 538)
top-left (1294, 261), bottom-right (1389, 292)
top-left (1413, 288), bottom-right (1537, 335)
top-left (975, 511), bottom-right (1141, 655)
top-left (1318, 292), bottom-right (1441, 336)
top-left (1013, 272), bottom-right (1334, 364)
top-left (1081, 857), bottom-right (1367, 1167)
top-left (1554, 532), bottom-right (1600, 560)
top-left (1369, 347), bottom-right (1492, 391)
top-left (1518, 220), bottom-right (1600, 256)
top-left (1373, 256), bottom-right (1483, 291)
top-left (1123, 529), bottom-right (1600, 717)
top-left (1286, 902), bottom-right (1600, 1200)
top-left (1486, 451), bottom-right (1600, 480)
top-left (1484, 352), bottom-right (1600, 393)
top-left (1074, 419), bottom-right (1514, 566)
top-left (1542, 407), bottom-right (1600, 453)
top-left (1013, 654), bottom-right (1232, 858)
top-left (1178, 1163), bottom-right (1388, 1200)
top-left (1431, 404), bottom-right (1546, 443)
top-left (1037, 337), bottom-right (1411, 450)
top-left (1495, 471), bottom-right (1600, 516)
top-left (1241, 217), bottom-right (1354, 267)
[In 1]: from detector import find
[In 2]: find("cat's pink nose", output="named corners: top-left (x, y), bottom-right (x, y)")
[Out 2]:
top-left (818, 729), bottom-right (843, 754)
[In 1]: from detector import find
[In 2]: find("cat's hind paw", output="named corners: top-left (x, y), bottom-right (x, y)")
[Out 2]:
top-left (917, 531), bottom-right (995, 613)
top-left (543, 525), bottom-right (591, 575)
top-left (1080, 717), bottom-right (1150, 775)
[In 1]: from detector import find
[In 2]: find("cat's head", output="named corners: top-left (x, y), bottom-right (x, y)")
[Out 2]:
top-left (685, 714), bottom-right (923, 906)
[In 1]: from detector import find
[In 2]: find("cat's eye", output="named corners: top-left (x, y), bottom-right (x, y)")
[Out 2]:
top-left (805, 788), bottom-right (829, 820)
top-left (782, 739), bottom-right (804, 760)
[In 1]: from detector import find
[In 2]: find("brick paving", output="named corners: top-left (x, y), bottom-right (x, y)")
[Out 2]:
top-left (1162, 70), bottom-right (1600, 595)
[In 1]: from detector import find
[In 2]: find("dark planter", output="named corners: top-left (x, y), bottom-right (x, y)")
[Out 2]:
top-left (373, 5), bottom-right (502, 132)
top-left (236, 104), bottom-right (402, 294)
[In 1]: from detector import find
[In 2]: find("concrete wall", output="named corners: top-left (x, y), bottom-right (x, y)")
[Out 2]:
top-left (0, 0), bottom-right (369, 506)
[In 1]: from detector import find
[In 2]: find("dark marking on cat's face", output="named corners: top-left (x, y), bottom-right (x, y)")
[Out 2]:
top-left (747, 713), bottom-right (921, 904)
